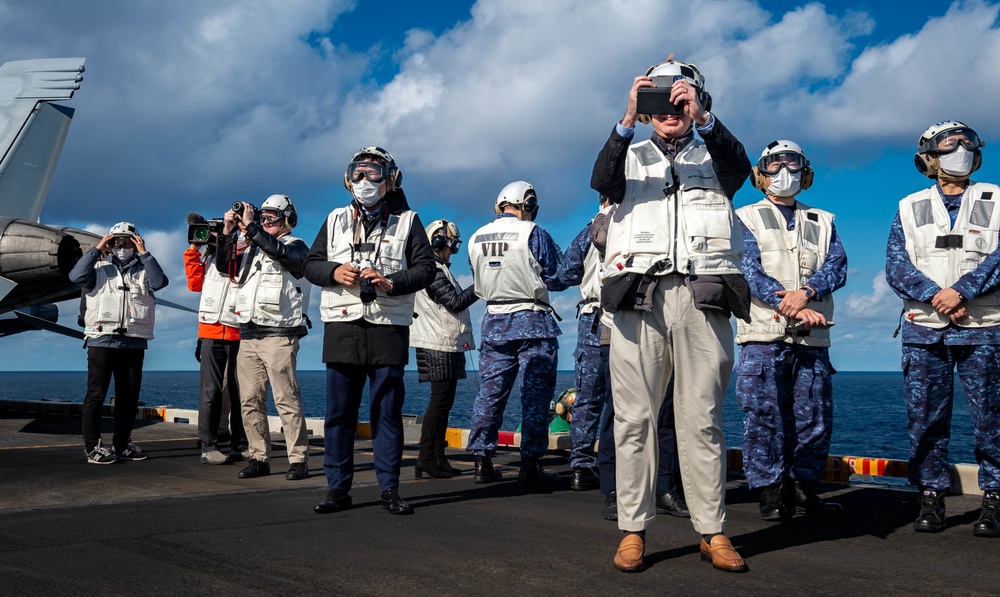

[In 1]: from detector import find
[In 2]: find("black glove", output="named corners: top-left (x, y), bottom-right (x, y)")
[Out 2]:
top-left (195, 338), bottom-right (203, 363)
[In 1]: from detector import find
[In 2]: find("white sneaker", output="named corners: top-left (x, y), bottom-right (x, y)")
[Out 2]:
top-left (201, 450), bottom-right (228, 465)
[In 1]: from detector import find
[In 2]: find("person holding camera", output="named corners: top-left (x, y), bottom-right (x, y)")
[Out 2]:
top-left (886, 120), bottom-right (1000, 537)
top-left (735, 140), bottom-right (847, 522)
top-left (69, 222), bottom-right (168, 464)
top-left (303, 147), bottom-right (435, 516)
top-left (183, 213), bottom-right (248, 465)
top-left (215, 194), bottom-right (312, 482)
top-left (466, 181), bottom-right (567, 487)
top-left (591, 57), bottom-right (751, 573)
top-left (410, 219), bottom-right (479, 479)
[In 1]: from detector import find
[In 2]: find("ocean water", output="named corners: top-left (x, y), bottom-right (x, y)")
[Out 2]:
top-left (0, 370), bottom-right (977, 464)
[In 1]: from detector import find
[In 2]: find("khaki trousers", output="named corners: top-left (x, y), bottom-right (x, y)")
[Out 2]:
top-left (236, 336), bottom-right (309, 464)
top-left (610, 276), bottom-right (733, 534)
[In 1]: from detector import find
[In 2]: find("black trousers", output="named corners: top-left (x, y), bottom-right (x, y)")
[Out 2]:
top-left (418, 378), bottom-right (458, 461)
top-left (198, 339), bottom-right (246, 451)
top-left (82, 346), bottom-right (144, 453)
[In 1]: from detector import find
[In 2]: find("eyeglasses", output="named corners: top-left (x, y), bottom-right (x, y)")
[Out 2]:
top-left (758, 152), bottom-right (807, 174)
top-left (347, 161), bottom-right (388, 183)
top-left (928, 128), bottom-right (984, 154)
top-left (108, 237), bottom-right (133, 249)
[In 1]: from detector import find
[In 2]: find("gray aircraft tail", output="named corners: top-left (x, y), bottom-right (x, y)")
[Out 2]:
top-left (0, 58), bottom-right (86, 222)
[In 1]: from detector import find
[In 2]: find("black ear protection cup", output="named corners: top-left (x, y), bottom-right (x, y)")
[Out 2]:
top-left (431, 234), bottom-right (449, 251)
top-left (284, 199), bottom-right (298, 228)
top-left (522, 194), bottom-right (538, 213)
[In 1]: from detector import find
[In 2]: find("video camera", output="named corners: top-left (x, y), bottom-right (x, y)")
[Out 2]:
top-left (187, 218), bottom-right (225, 244)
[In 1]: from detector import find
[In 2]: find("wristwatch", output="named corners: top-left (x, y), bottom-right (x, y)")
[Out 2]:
top-left (800, 286), bottom-right (816, 300)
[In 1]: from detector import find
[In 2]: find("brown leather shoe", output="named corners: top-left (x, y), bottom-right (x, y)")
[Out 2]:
top-left (613, 534), bottom-right (645, 572)
top-left (699, 535), bottom-right (748, 573)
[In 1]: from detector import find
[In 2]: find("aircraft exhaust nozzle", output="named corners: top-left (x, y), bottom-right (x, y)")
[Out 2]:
top-left (0, 217), bottom-right (85, 280)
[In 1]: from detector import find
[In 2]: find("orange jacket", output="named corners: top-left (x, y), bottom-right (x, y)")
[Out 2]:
top-left (184, 248), bottom-right (241, 341)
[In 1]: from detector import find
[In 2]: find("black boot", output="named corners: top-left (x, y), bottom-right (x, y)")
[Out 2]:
top-left (517, 458), bottom-right (560, 487)
top-left (380, 488), bottom-right (414, 515)
top-left (237, 458), bottom-right (270, 479)
top-left (972, 491), bottom-right (1000, 537)
top-left (759, 483), bottom-right (791, 521)
top-left (314, 489), bottom-right (352, 514)
top-left (474, 456), bottom-right (502, 483)
top-left (794, 480), bottom-right (843, 518)
top-left (602, 491), bottom-right (618, 521)
top-left (913, 488), bottom-right (946, 533)
top-left (571, 467), bottom-right (600, 491)
top-left (415, 459), bottom-right (452, 479)
top-left (655, 492), bottom-right (690, 518)
top-left (437, 455), bottom-right (462, 475)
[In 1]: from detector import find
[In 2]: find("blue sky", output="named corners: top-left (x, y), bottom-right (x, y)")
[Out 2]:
top-left (1, 0), bottom-right (999, 372)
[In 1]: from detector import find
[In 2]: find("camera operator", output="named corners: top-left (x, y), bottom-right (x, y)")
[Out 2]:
top-left (215, 194), bottom-right (311, 482)
top-left (303, 147), bottom-right (435, 516)
top-left (591, 57), bottom-right (751, 573)
top-left (183, 213), bottom-right (248, 465)
top-left (69, 222), bottom-right (168, 464)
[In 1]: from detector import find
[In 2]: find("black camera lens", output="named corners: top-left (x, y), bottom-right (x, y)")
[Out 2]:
top-left (359, 278), bottom-right (377, 305)
top-left (232, 201), bottom-right (244, 214)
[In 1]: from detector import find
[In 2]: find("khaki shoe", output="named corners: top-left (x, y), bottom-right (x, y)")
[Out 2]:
top-left (613, 534), bottom-right (645, 572)
top-left (699, 535), bottom-right (748, 573)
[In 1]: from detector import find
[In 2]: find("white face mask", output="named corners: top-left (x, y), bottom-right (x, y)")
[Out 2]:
top-left (114, 248), bottom-right (134, 262)
top-left (235, 230), bottom-right (250, 252)
top-left (938, 146), bottom-right (975, 176)
top-left (767, 168), bottom-right (802, 197)
top-left (352, 179), bottom-right (384, 207)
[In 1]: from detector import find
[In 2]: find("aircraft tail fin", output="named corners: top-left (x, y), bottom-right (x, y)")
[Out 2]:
top-left (0, 58), bottom-right (86, 222)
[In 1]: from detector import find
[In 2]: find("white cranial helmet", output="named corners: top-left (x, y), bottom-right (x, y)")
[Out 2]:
top-left (109, 221), bottom-right (137, 237)
top-left (494, 181), bottom-right (538, 217)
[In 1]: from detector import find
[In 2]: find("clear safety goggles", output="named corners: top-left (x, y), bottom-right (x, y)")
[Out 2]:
top-left (758, 151), bottom-right (807, 174)
top-left (108, 237), bottom-right (134, 248)
top-left (260, 210), bottom-right (282, 225)
top-left (926, 128), bottom-right (984, 154)
top-left (346, 161), bottom-right (388, 184)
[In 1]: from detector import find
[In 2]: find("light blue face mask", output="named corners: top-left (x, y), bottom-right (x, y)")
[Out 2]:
top-left (938, 146), bottom-right (975, 176)
top-left (352, 179), bottom-right (383, 207)
top-left (767, 168), bottom-right (802, 197)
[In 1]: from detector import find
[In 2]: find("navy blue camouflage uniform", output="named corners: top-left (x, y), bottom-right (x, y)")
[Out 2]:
top-left (736, 212), bottom-right (847, 488)
top-left (467, 213), bottom-right (566, 459)
top-left (886, 184), bottom-right (1000, 492)
top-left (556, 221), bottom-right (606, 470)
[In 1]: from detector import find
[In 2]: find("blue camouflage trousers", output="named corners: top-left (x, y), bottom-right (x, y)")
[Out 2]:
top-left (903, 343), bottom-right (1000, 491)
top-left (735, 342), bottom-right (834, 488)
top-left (467, 338), bottom-right (558, 459)
top-left (570, 342), bottom-right (607, 469)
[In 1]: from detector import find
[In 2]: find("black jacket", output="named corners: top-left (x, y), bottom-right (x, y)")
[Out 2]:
top-left (590, 118), bottom-right (751, 203)
top-left (427, 256), bottom-right (479, 314)
top-left (302, 189), bottom-right (436, 365)
top-left (215, 223), bottom-right (309, 339)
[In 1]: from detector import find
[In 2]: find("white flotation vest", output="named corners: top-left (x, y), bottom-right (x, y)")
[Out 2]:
top-left (84, 259), bottom-right (155, 340)
top-left (898, 182), bottom-right (1000, 328)
top-left (318, 207), bottom-right (417, 325)
top-left (735, 199), bottom-right (835, 346)
top-left (198, 253), bottom-right (240, 328)
top-left (579, 242), bottom-right (602, 317)
top-left (234, 235), bottom-right (309, 328)
top-left (470, 217), bottom-right (552, 315)
top-left (603, 137), bottom-right (743, 280)
top-left (411, 261), bottom-right (476, 352)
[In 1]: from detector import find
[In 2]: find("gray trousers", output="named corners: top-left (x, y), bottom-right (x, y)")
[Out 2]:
top-left (610, 276), bottom-right (732, 534)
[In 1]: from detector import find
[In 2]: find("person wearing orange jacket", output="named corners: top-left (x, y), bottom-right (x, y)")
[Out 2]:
top-left (184, 213), bottom-right (248, 464)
